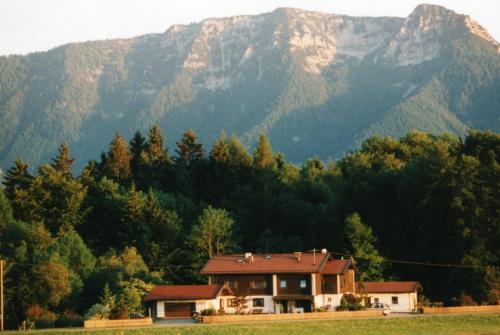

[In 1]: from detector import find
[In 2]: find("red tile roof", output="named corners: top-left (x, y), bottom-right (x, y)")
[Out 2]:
top-left (144, 285), bottom-right (223, 301)
top-left (200, 253), bottom-right (330, 275)
top-left (321, 259), bottom-right (353, 274)
top-left (357, 281), bottom-right (423, 293)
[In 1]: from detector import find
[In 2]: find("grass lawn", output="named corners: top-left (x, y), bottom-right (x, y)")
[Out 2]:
top-left (21, 313), bottom-right (500, 335)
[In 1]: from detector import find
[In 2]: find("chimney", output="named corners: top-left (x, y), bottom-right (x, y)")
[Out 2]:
top-left (245, 252), bottom-right (253, 263)
top-left (294, 252), bottom-right (302, 262)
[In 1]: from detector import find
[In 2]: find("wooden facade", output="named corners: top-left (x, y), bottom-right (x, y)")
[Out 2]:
top-left (212, 274), bottom-right (273, 296)
top-left (276, 274), bottom-right (311, 296)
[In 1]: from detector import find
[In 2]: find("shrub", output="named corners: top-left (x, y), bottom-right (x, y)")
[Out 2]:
top-left (458, 292), bottom-right (477, 306)
top-left (36, 310), bottom-right (57, 329)
top-left (200, 308), bottom-right (217, 316)
top-left (341, 294), bottom-right (364, 311)
top-left (55, 311), bottom-right (84, 328)
top-left (110, 306), bottom-right (129, 320)
top-left (84, 303), bottom-right (111, 320)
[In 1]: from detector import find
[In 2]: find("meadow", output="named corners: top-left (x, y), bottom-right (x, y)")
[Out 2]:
top-left (20, 313), bottom-right (500, 335)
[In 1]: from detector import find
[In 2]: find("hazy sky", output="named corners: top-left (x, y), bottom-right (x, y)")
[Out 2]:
top-left (1, 0), bottom-right (499, 56)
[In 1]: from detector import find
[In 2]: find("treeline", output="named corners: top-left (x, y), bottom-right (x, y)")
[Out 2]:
top-left (0, 128), bottom-right (499, 327)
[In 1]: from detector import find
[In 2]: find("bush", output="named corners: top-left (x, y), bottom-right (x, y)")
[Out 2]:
top-left (336, 305), bottom-right (350, 311)
top-left (110, 306), bottom-right (129, 320)
top-left (55, 311), bottom-right (84, 328)
top-left (36, 310), bottom-right (57, 329)
top-left (341, 294), bottom-right (364, 311)
top-left (200, 308), bottom-right (217, 316)
top-left (458, 293), bottom-right (477, 306)
top-left (84, 303), bottom-right (111, 320)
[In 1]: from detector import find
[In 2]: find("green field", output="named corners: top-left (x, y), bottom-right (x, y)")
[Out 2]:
top-left (20, 314), bottom-right (500, 335)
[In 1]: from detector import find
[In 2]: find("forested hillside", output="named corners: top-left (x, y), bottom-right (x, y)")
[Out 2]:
top-left (0, 4), bottom-right (499, 171)
top-left (0, 128), bottom-right (498, 327)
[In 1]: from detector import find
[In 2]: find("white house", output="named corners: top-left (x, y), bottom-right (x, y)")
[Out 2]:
top-left (358, 281), bottom-right (423, 312)
top-left (144, 252), bottom-right (423, 318)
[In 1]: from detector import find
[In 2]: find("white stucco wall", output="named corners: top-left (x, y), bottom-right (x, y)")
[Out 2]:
top-left (156, 301), bottom-right (164, 317)
top-left (219, 295), bottom-right (275, 314)
top-left (314, 294), bottom-right (343, 310)
top-left (368, 292), bottom-right (418, 312)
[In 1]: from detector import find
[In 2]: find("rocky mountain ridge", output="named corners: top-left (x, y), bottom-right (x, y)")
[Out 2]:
top-left (0, 4), bottom-right (498, 171)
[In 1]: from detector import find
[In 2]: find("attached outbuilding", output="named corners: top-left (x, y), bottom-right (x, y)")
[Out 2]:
top-left (357, 281), bottom-right (423, 312)
top-left (144, 285), bottom-right (223, 319)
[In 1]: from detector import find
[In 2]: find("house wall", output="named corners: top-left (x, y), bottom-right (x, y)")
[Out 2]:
top-left (313, 294), bottom-right (343, 310)
top-left (340, 269), bottom-right (355, 293)
top-left (219, 295), bottom-right (275, 314)
top-left (367, 292), bottom-right (418, 312)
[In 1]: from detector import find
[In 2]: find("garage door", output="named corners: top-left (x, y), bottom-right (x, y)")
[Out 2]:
top-left (164, 302), bottom-right (193, 317)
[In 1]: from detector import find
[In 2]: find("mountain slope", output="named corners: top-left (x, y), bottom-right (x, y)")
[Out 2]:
top-left (0, 4), bottom-right (499, 170)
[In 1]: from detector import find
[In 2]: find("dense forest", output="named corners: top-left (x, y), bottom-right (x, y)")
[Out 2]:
top-left (0, 127), bottom-right (498, 328)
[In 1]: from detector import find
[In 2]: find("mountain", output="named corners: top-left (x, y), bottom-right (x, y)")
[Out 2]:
top-left (0, 4), bottom-right (499, 171)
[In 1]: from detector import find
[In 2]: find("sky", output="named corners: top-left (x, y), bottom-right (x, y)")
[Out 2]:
top-left (1, 0), bottom-right (499, 56)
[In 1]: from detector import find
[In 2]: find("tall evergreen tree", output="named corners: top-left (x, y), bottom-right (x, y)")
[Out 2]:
top-left (105, 133), bottom-right (132, 183)
top-left (51, 142), bottom-right (75, 177)
top-left (145, 125), bottom-right (170, 163)
top-left (253, 134), bottom-right (274, 169)
top-left (175, 129), bottom-right (205, 166)
top-left (210, 132), bottom-right (230, 164)
top-left (129, 131), bottom-right (147, 180)
top-left (2, 159), bottom-right (32, 200)
top-left (228, 135), bottom-right (252, 166)
top-left (345, 212), bottom-right (385, 282)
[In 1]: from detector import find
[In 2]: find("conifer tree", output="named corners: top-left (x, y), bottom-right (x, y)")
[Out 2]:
top-left (175, 129), bottom-right (205, 166)
top-left (345, 212), bottom-right (385, 282)
top-left (210, 131), bottom-right (230, 164)
top-left (105, 133), bottom-right (132, 182)
top-left (228, 135), bottom-right (252, 166)
top-left (129, 131), bottom-right (147, 179)
top-left (145, 125), bottom-right (170, 163)
top-left (2, 159), bottom-right (32, 199)
top-left (253, 134), bottom-right (274, 169)
top-left (51, 142), bottom-right (75, 177)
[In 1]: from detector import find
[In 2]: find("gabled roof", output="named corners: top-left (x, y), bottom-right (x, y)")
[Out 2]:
top-left (144, 285), bottom-right (223, 301)
top-left (357, 281), bottom-right (423, 294)
top-left (200, 253), bottom-right (330, 275)
top-left (321, 259), bottom-right (353, 275)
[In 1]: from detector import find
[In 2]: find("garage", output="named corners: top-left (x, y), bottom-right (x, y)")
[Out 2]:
top-left (164, 302), bottom-right (194, 317)
top-left (144, 285), bottom-right (224, 319)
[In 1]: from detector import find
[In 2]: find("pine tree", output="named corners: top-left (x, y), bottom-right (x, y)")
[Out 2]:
top-left (2, 159), bottom-right (32, 199)
top-left (253, 134), bottom-right (274, 169)
top-left (145, 125), bottom-right (170, 163)
top-left (105, 133), bottom-right (132, 182)
top-left (175, 129), bottom-right (205, 166)
top-left (345, 212), bottom-right (385, 282)
top-left (210, 131), bottom-right (230, 164)
top-left (129, 131), bottom-right (147, 179)
top-left (228, 135), bottom-right (252, 166)
top-left (51, 143), bottom-right (75, 177)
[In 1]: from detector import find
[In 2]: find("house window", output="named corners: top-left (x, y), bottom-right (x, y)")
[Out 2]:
top-left (227, 298), bottom-right (237, 307)
top-left (392, 296), bottom-right (398, 305)
top-left (226, 280), bottom-right (238, 289)
top-left (280, 280), bottom-right (287, 288)
top-left (374, 298), bottom-right (379, 304)
top-left (253, 298), bottom-right (265, 307)
top-left (327, 297), bottom-right (332, 302)
top-left (300, 280), bottom-right (307, 288)
top-left (251, 280), bottom-right (267, 289)
top-left (220, 299), bottom-right (224, 308)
